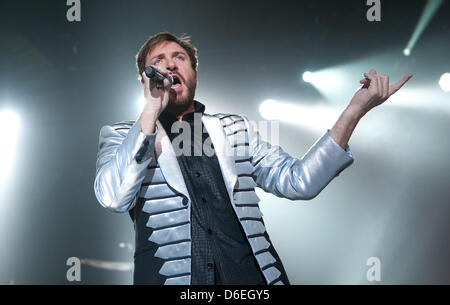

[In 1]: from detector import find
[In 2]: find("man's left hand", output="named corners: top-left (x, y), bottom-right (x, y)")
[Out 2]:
top-left (347, 69), bottom-right (413, 119)
top-left (329, 69), bottom-right (413, 149)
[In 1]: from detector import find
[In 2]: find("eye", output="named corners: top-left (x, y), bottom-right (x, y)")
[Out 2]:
top-left (176, 55), bottom-right (185, 61)
top-left (154, 59), bottom-right (161, 65)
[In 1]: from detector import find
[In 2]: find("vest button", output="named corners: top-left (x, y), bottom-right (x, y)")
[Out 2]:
top-left (182, 198), bottom-right (188, 206)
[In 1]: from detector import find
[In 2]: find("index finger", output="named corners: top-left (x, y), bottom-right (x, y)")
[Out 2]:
top-left (389, 74), bottom-right (413, 96)
top-left (141, 72), bottom-right (151, 88)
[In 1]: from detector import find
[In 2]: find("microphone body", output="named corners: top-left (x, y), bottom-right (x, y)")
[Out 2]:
top-left (144, 66), bottom-right (174, 87)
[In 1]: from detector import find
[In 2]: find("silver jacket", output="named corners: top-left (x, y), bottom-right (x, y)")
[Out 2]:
top-left (94, 113), bottom-right (354, 285)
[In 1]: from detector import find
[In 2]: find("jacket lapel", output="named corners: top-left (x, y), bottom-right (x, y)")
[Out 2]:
top-left (154, 120), bottom-right (190, 200)
top-left (202, 114), bottom-right (238, 203)
top-left (154, 116), bottom-right (238, 204)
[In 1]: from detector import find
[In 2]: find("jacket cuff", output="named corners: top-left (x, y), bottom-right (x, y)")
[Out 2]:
top-left (306, 130), bottom-right (355, 178)
top-left (126, 121), bottom-right (158, 164)
top-left (325, 129), bottom-right (354, 160)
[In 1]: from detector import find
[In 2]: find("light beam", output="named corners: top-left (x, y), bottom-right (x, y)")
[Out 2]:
top-left (0, 110), bottom-right (20, 184)
top-left (403, 0), bottom-right (445, 56)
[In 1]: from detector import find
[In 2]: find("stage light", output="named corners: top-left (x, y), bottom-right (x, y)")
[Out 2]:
top-left (0, 110), bottom-right (20, 184)
top-left (301, 69), bottom-right (346, 103)
top-left (80, 258), bottom-right (133, 271)
top-left (302, 71), bottom-right (313, 83)
top-left (259, 99), bottom-right (281, 121)
top-left (137, 96), bottom-right (146, 111)
top-left (403, 0), bottom-right (444, 57)
top-left (259, 99), bottom-right (339, 131)
top-left (302, 70), bottom-right (342, 90)
top-left (439, 73), bottom-right (450, 92)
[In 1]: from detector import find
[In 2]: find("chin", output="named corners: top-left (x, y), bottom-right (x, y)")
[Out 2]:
top-left (171, 90), bottom-right (195, 106)
top-left (167, 96), bottom-right (191, 110)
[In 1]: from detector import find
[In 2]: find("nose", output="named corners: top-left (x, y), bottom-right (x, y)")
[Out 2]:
top-left (166, 58), bottom-right (177, 72)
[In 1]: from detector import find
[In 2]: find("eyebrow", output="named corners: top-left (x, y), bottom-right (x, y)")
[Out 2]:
top-left (149, 51), bottom-right (187, 62)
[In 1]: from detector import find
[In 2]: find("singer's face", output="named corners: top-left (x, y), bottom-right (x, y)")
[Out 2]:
top-left (146, 41), bottom-right (197, 109)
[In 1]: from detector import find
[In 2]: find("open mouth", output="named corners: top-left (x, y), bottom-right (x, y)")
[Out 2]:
top-left (171, 75), bottom-right (182, 89)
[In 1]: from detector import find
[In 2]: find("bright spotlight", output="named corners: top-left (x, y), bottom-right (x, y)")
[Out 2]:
top-left (259, 99), bottom-right (281, 121)
top-left (301, 69), bottom-right (342, 95)
top-left (137, 96), bottom-right (146, 111)
top-left (259, 99), bottom-right (339, 131)
top-left (0, 110), bottom-right (20, 183)
top-left (302, 71), bottom-right (313, 83)
top-left (403, 48), bottom-right (411, 56)
top-left (439, 73), bottom-right (450, 92)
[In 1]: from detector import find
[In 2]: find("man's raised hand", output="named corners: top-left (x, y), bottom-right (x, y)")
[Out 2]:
top-left (350, 69), bottom-right (413, 116)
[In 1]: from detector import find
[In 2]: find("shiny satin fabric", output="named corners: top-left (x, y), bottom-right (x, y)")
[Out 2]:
top-left (94, 116), bottom-right (353, 213)
top-left (243, 115), bottom-right (354, 200)
top-left (94, 121), bottom-right (158, 212)
top-left (94, 113), bottom-right (354, 284)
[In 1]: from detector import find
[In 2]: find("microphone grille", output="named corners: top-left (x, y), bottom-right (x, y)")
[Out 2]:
top-left (144, 66), bottom-right (156, 78)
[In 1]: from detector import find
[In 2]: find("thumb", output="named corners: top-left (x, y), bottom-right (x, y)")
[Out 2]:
top-left (389, 74), bottom-right (413, 96)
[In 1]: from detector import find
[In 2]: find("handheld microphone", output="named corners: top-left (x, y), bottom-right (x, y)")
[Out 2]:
top-left (144, 66), bottom-right (174, 88)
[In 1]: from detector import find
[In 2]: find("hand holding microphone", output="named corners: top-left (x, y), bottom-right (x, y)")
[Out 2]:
top-left (145, 66), bottom-right (174, 88)
top-left (139, 66), bottom-right (173, 134)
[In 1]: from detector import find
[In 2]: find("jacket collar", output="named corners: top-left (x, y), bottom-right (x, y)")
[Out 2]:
top-left (154, 108), bottom-right (238, 204)
top-left (201, 114), bottom-right (238, 204)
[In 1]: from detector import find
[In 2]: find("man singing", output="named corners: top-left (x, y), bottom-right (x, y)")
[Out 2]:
top-left (94, 32), bottom-right (412, 285)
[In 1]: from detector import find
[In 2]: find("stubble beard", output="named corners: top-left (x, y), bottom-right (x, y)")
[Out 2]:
top-left (167, 79), bottom-right (197, 113)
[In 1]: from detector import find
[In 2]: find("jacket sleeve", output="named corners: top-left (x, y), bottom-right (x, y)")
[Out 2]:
top-left (94, 121), bottom-right (158, 213)
top-left (243, 116), bottom-right (354, 200)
